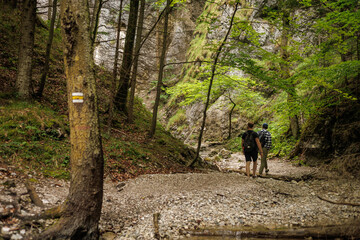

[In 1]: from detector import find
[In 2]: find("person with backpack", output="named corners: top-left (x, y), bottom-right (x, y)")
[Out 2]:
top-left (242, 122), bottom-right (263, 178)
top-left (258, 123), bottom-right (272, 176)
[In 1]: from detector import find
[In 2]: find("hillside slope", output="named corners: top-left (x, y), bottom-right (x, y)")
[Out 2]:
top-left (0, 3), bottom-right (204, 181)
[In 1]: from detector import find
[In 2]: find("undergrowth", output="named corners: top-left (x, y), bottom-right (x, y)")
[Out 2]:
top-left (0, 4), bottom-right (198, 181)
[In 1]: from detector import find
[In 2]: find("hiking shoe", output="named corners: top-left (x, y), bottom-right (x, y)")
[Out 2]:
top-left (265, 169), bottom-right (269, 175)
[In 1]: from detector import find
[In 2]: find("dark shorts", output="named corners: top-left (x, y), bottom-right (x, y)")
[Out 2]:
top-left (244, 150), bottom-right (258, 162)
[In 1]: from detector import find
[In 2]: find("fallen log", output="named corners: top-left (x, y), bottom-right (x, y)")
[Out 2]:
top-left (181, 224), bottom-right (360, 239)
top-left (223, 168), bottom-right (318, 182)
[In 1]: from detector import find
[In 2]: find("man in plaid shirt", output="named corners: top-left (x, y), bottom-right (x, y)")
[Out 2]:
top-left (258, 123), bottom-right (272, 175)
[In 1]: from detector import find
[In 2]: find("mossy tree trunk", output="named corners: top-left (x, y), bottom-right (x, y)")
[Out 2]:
top-left (38, 0), bottom-right (104, 238)
top-left (114, 0), bottom-right (139, 114)
top-left (16, 0), bottom-right (36, 99)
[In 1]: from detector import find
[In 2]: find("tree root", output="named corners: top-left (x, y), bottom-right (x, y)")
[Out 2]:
top-left (317, 195), bottom-right (360, 207)
top-left (17, 205), bottom-right (64, 221)
top-left (24, 180), bottom-right (45, 208)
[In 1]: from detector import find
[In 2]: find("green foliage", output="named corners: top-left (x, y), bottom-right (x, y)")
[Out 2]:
top-left (166, 108), bottom-right (187, 129)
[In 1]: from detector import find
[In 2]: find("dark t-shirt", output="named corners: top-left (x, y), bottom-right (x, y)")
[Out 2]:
top-left (242, 130), bottom-right (259, 152)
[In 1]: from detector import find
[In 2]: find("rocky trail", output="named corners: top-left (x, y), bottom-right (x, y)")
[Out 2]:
top-left (1, 149), bottom-right (360, 239)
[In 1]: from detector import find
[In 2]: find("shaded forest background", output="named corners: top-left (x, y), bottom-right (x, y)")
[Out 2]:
top-left (0, 0), bottom-right (359, 179)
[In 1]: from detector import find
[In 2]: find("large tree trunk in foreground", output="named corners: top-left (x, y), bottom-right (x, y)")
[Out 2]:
top-left (39, 0), bottom-right (104, 238)
top-left (16, 0), bottom-right (36, 99)
top-left (114, 0), bottom-right (139, 114)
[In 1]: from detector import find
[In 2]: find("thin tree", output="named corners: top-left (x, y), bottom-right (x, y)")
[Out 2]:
top-left (16, 0), bottom-right (36, 99)
top-left (128, 0), bottom-right (145, 123)
top-left (107, 0), bottom-right (123, 134)
top-left (90, 0), bottom-right (103, 47)
top-left (38, 0), bottom-right (104, 238)
top-left (189, 1), bottom-right (239, 167)
top-left (228, 95), bottom-right (236, 139)
top-left (36, 0), bottom-right (58, 98)
top-left (149, 0), bottom-right (171, 137)
top-left (278, 1), bottom-right (300, 138)
top-left (48, 0), bottom-right (52, 20)
top-left (114, 0), bottom-right (139, 113)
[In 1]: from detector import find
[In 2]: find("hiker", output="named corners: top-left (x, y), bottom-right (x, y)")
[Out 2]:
top-left (242, 122), bottom-right (263, 178)
top-left (258, 123), bottom-right (272, 176)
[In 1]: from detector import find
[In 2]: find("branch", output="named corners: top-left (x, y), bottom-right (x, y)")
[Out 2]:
top-left (317, 195), bottom-right (360, 207)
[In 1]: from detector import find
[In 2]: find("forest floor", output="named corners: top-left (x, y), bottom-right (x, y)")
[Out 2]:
top-left (1, 152), bottom-right (360, 240)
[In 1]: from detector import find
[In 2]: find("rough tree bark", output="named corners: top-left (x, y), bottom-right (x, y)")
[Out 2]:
top-left (189, 1), bottom-right (239, 167)
top-left (16, 0), bottom-right (36, 99)
top-left (107, 0), bottom-right (123, 134)
top-left (36, 0), bottom-right (58, 98)
top-left (38, 0), bottom-right (104, 238)
top-left (114, 0), bottom-right (139, 114)
top-left (128, 0), bottom-right (145, 124)
top-left (149, 0), bottom-right (170, 138)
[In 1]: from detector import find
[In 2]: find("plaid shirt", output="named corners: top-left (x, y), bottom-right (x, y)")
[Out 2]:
top-left (258, 129), bottom-right (272, 149)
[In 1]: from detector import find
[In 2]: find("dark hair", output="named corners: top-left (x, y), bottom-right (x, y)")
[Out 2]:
top-left (263, 123), bottom-right (268, 129)
top-left (248, 122), bottom-right (254, 128)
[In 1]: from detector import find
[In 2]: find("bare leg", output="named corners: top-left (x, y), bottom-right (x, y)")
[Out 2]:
top-left (246, 161), bottom-right (251, 177)
top-left (253, 161), bottom-right (257, 177)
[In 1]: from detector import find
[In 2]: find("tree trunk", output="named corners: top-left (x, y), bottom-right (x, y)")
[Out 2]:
top-left (189, 2), bottom-right (239, 167)
top-left (48, 0), bottom-right (52, 20)
top-left (149, 0), bottom-right (170, 138)
top-left (107, 0), bottom-right (123, 134)
top-left (38, 0), bottom-right (104, 238)
top-left (36, 0), bottom-right (58, 98)
top-left (90, 0), bottom-right (102, 48)
top-left (280, 6), bottom-right (300, 139)
top-left (114, 0), bottom-right (139, 114)
top-left (228, 96), bottom-right (236, 139)
top-left (128, 0), bottom-right (145, 123)
top-left (16, 0), bottom-right (36, 99)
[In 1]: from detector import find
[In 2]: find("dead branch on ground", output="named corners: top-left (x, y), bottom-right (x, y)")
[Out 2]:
top-left (317, 195), bottom-right (360, 207)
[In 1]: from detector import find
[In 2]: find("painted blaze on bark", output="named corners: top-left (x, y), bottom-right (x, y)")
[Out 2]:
top-left (39, 0), bottom-right (104, 238)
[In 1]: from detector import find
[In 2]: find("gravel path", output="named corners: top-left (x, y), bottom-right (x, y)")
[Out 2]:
top-left (1, 153), bottom-right (360, 240)
top-left (98, 153), bottom-right (360, 239)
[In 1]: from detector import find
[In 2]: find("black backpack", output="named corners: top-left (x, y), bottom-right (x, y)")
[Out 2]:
top-left (243, 131), bottom-right (256, 152)
top-left (258, 130), bottom-right (266, 147)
